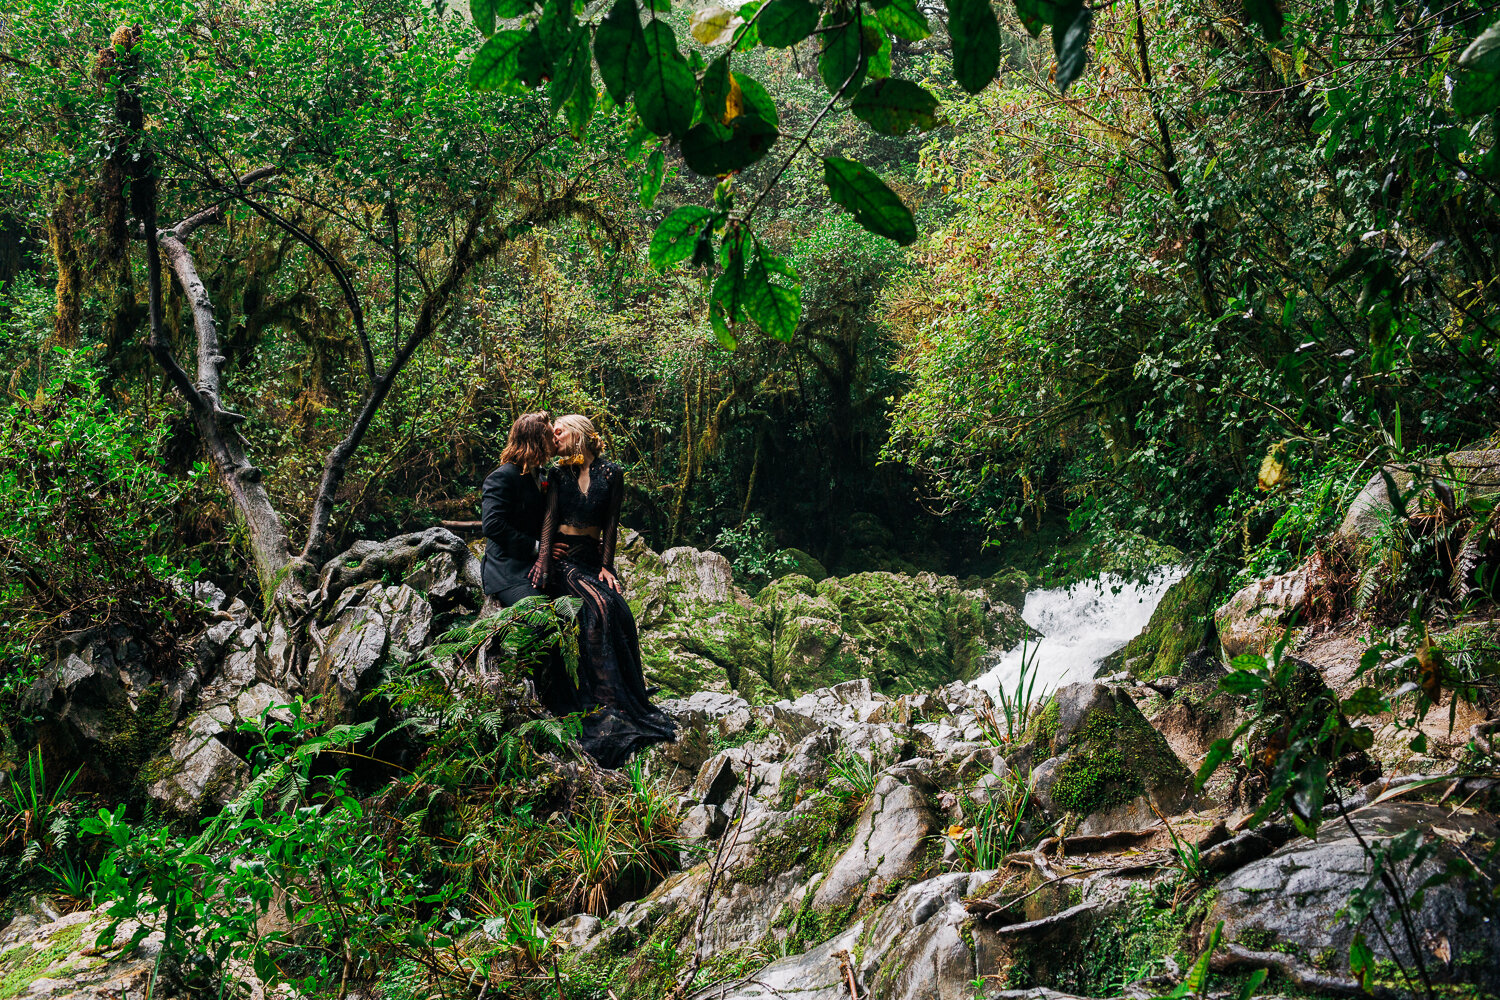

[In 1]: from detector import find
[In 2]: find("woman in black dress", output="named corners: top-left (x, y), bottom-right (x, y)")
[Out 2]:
top-left (529, 414), bottom-right (676, 767)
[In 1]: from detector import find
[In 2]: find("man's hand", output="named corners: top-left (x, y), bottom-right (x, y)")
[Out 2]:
top-left (599, 567), bottom-right (622, 593)
top-left (550, 541), bottom-right (570, 560)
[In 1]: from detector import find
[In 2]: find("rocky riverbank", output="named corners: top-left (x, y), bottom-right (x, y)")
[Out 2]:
top-left (8, 455), bottom-right (1500, 999)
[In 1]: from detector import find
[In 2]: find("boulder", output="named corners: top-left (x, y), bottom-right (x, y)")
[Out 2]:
top-left (660, 546), bottom-right (739, 604)
top-left (309, 583), bottom-right (432, 721)
top-left (1339, 450), bottom-right (1500, 552)
top-left (630, 537), bottom-right (1032, 700)
top-left (144, 715), bottom-right (250, 817)
top-left (1214, 560), bottom-right (1316, 659)
top-left (1210, 803), bottom-right (1500, 994)
top-left (1021, 683), bottom-right (1191, 831)
top-left (1113, 567), bottom-right (1221, 680)
top-left (0, 903), bottom-right (294, 1000)
top-left (775, 548), bottom-right (828, 583)
top-left (23, 625), bottom-right (198, 783)
top-left (810, 774), bottom-right (940, 910)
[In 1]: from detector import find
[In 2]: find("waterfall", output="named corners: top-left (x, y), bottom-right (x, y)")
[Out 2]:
top-left (972, 567), bottom-right (1185, 702)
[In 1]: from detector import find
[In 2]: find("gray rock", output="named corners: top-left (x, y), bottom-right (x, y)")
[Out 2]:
top-left (23, 625), bottom-right (197, 781)
top-left (308, 583), bottom-right (429, 720)
top-left (811, 774), bottom-right (939, 910)
top-left (660, 691), bottom-right (751, 727)
top-left (1210, 803), bottom-right (1500, 993)
top-left (660, 546), bottom-right (740, 605)
top-left (1339, 450), bottom-right (1500, 550)
top-left (693, 754), bottom-right (740, 808)
top-left (549, 914), bottom-right (603, 950)
top-left (1021, 683), bottom-right (1191, 830)
top-left (680, 804), bottom-right (729, 843)
top-left (146, 717), bottom-right (250, 817)
top-left (1214, 561), bottom-right (1316, 659)
top-left (234, 683), bottom-right (294, 724)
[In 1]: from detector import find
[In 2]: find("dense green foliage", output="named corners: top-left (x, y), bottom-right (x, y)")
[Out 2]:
top-left (1, 0), bottom-right (1499, 993)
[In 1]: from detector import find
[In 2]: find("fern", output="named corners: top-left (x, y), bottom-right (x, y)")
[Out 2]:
top-left (189, 717), bottom-right (377, 853)
top-left (1453, 504), bottom-right (1499, 600)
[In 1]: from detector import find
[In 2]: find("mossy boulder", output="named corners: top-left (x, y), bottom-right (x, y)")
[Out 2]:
top-left (775, 548), bottom-right (828, 583)
top-left (624, 537), bottom-right (1033, 700)
top-left (1115, 567), bottom-right (1222, 681)
top-left (1022, 682), bottom-right (1191, 831)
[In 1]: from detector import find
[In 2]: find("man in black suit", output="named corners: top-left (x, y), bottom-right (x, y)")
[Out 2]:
top-left (479, 411), bottom-right (574, 709)
top-left (481, 410), bottom-right (562, 612)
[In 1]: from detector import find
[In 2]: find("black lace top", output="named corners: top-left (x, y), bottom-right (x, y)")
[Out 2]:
top-left (535, 458), bottom-right (625, 582)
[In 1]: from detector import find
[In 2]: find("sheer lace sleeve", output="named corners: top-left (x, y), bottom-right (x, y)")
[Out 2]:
top-left (601, 462), bottom-right (624, 573)
top-left (531, 479), bottom-right (560, 589)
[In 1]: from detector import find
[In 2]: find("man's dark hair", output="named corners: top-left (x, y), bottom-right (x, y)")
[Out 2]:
top-left (500, 411), bottom-right (552, 473)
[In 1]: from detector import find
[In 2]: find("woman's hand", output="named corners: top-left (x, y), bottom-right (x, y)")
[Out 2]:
top-left (528, 559), bottom-right (547, 589)
top-left (599, 567), bottom-right (622, 593)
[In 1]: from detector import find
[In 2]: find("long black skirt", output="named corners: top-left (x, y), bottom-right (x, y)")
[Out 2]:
top-left (547, 536), bottom-right (676, 768)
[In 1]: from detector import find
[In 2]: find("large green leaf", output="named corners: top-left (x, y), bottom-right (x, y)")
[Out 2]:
top-left (538, 0), bottom-right (577, 61)
top-left (759, 0), bottom-right (821, 47)
top-left (517, 28), bottom-right (553, 88)
top-left (649, 207), bottom-right (719, 269)
top-left (1243, 0), bottom-right (1284, 42)
top-left (945, 0), bottom-right (1000, 94)
top-left (700, 54), bottom-right (733, 122)
top-left (690, 4), bottom-right (741, 44)
top-left (1461, 21), bottom-right (1500, 74)
top-left (870, 0), bottom-right (930, 41)
top-left (681, 115), bottom-right (779, 175)
top-left (471, 0), bottom-right (532, 35)
top-left (1014, 0), bottom-right (1076, 37)
top-left (468, 30), bottom-right (529, 92)
top-left (472, 0), bottom-right (496, 37)
top-left (819, 8), bottom-right (869, 95)
top-left (638, 148), bottom-right (667, 208)
top-left (851, 78), bottom-right (939, 134)
top-left (732, 74), bottom-right (780, 127)
top-left (1052, 3), bottom-right (1091, 94)
top-left (1453, 68), bottom-right (1500, 116)
top-left (822, 156), bottom-right (916, 245)
top-left (745, 243), bottom-right (802, 341)
top-left (638, 20), bottom-right (697, 138)
top-left (710, 237), bottom-right (750, 349)
top-left (595, 0), bottom-right (648, 104)
top-left (549, 30), bottom-right (590, 113)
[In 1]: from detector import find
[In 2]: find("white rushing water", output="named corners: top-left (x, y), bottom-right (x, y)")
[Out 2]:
top-left (972, 567), bottom-right (1185, 703)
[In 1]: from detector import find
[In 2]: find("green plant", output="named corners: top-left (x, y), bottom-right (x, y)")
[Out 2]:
top-left (948, 768), bottom-right (1038, 871)
top-left (979, 641), bottom-right (1049, 746)
top-left (826, 750), bottom-right (877, 801)
top-left (40, 852), bottom-right (96, 903)
top-left (0, 749), bottom-right (81, 875)
top-left (714, 514), bottom-right (796, 589)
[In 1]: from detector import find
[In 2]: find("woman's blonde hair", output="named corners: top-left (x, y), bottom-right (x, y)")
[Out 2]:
top-left (555, 414), bottom-right (603, 463)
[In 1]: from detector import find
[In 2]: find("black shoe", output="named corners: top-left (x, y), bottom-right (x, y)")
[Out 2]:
top-left (644, 685), bottom-right (661, 697)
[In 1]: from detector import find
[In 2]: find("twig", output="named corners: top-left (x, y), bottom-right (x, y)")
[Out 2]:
top-left (676, 765), bottom-right (755, 997)
top-left (835, 949), bottom-right (860, 1000)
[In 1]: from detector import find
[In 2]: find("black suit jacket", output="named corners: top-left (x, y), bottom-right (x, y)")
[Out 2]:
top-left (480, 463), bottom-right (547, 602)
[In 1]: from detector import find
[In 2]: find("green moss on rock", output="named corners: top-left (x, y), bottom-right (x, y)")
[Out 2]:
top-left (1117, 568), bottom-right (1222, 681)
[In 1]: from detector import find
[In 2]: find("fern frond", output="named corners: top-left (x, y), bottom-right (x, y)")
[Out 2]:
top-left (190, 717), bottom-right (377, 853)
top-left (1454, 504), bottom-right (1500, 599)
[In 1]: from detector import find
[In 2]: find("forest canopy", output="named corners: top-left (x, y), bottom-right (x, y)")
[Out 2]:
top-left (2, 0), bottom-right (1498, 649)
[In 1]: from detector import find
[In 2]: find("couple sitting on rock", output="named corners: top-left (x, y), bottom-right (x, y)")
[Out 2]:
top-left (480, 411), bottom-right (676, 768)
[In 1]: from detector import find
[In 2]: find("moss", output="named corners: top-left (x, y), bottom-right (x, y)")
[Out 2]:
top-left (0, 922), bottom-right (87, 999)
top-left (1005, 884), bottom-right (1211, 996)
top-left (97, 681), bottom-right (181, 789)
top-left (731, 793), bottom-right (860, 887)
top-left (1024, 699), bottom-right (1061, 756)
top-left (1047, 699), bottom-right (1187, 816)
top-left (1118, 568), bottom-right (1222, 681)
